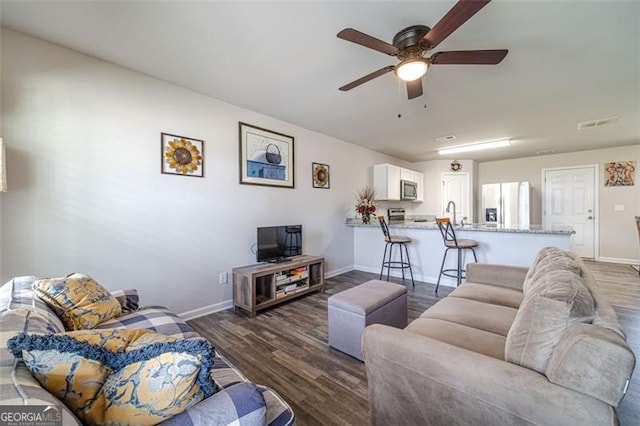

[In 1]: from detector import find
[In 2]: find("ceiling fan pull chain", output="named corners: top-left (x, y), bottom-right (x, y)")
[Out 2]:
top-left (397, 78), bottom-right (403, 118)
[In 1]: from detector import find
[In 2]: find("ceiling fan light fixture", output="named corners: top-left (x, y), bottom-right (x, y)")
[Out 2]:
top-left (438, 139), bottom-right (511, 155)
top-left (396, 59), bottom-right (428, 81)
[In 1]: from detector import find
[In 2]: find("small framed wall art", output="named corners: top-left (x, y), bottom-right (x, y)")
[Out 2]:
top-left (604, 161), bottom-right (635, 187)
top-left (312, 162), bottom-right (330, 189)
top-left (161, 133), bottom-right (204, 177)
top-left (239, 122), bottom-right (294, 188)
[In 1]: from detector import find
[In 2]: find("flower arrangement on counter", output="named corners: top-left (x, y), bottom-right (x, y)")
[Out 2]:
top-left (355, 186), bottom-right (377, 224)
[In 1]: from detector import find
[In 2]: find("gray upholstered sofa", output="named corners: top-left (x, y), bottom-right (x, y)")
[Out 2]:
top-left (0, 276), bottom-right (294, 425)
top-left (363, 247), bottom-right (635, 425)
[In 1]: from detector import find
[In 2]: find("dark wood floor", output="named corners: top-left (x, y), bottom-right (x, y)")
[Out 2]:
top-left (189, 263), bottom-right (640, 426)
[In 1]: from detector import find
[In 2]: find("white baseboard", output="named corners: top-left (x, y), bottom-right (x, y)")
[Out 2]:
top-left (353, 265), bottom-right (455, 288)
top-left (179, 263), bottom-right (457, 321)
top-left (180, 265), bottom-right (355, 321)
top-left (326, 265), bottom-right (354, 278)
top-left (179, 299), bottom-right (234, 321)
top-left (596, 256), bottom-right (639, 265)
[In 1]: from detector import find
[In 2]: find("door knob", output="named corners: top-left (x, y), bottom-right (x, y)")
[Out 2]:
top-left (587, 216), bottom-right (594, 220)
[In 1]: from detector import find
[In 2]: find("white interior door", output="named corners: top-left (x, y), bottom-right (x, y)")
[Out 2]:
top-left (544, 166), bottom-right (597, 258)
top-left (442, 173), bottom-right (469, 222)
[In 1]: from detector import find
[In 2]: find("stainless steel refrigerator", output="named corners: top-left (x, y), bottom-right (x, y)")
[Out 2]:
top-left (481, 182), bottom-right (531, 227)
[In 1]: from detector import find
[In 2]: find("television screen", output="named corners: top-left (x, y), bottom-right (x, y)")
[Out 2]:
top-left (257, 225), bottom-right (302, 263)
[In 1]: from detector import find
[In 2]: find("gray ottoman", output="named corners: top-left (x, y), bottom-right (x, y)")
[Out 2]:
top-left (328, 280), bottom-right (408, 361)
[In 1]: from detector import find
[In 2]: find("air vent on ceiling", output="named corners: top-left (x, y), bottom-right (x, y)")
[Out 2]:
top-left (436, 135), bottom-right (456, 142)
top-left (536, 149), bottom-right (556, 156)
top-left (577, 116), bottom-right (619, 130)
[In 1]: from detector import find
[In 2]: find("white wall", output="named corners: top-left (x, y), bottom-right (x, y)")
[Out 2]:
top-left (478, 145), bottom-right (640, 262)
top-left (404, 159), bottom-right (476, 221)
top-left (0, 28), bottom-right (399, 315)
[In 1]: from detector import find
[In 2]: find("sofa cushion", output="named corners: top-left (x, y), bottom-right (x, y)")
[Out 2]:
top-left (405, 318), bottom-right (506, 360)
top-left (0, 276), bottom-right (65, 333)
top-left (505, 269), bottom-right (595, 374)
top-left (0, 309), bottom-right (82, 425)
top-left (571, 253), bottom-right (626, 338)
top-left (545, 323), bottom-right (635, 407)
top-left (465, 263), bottom-right (529, 291)
top-left (8, 329), bottom-right (217, 425)
top-left (523, 247), bottom-right (581, 294)
top-left (95, 305), bottom-right (200, 340)
top-left (525, 246), bottom-right (568, 277)
top-left (207, 352), bottom-right (295, 426)
top-left (110, 288), bottom-right (140, 314)
top-left (32, 273), bottom-right (122, 330)
top-left (162, 382), bottom-right (267, 426)
top-left (420, 297), bottom-right (517, 337)
top-left (448, 282), bottom-right (523, 309)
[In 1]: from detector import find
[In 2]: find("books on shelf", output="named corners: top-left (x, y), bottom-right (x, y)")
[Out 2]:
top-left (275, 274), bottom-right (291, 285)
top-left (275, 281), bottom-right (311, 299)
top-left (282, 283), bottom-right (297, 292)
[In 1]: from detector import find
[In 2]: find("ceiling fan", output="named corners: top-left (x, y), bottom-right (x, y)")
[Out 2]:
top-left (337, 0), bottom-right (508, 100)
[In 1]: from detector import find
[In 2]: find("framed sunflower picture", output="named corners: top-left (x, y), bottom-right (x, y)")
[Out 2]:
top-left (161, 133), bottom-right (204, 178)
top-left (312, 162), bottom-right (330, 189)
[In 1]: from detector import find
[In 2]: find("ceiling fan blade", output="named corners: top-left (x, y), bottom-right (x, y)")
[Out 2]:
top-left (337, 28), bottom-right (399, 56)
top-left (339, 66), bottom-right (395, 91)
top-left (422, 0), bottom-right (491, 49)
top-left (406, 79), bottom-right (423, 100)
top-left (430, 49), bottom-right (508, 65)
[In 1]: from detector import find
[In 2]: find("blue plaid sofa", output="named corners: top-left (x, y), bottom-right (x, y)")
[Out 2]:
top-left (0, 276), bottom-right (295, 425)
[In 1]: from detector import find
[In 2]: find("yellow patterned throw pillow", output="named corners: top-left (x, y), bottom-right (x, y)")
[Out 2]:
top-left (8, 329), bottom-right (217, 426)
top-left (32, 273), bottom-right (122, 330)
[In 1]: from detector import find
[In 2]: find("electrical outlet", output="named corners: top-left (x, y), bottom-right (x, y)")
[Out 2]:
top-left (615, 204), bottom-right (625, 211)
top-left (219, 272), bottom-right (228, 285)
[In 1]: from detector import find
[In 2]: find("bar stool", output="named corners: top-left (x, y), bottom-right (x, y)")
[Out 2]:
top-left (378, 216), bottom-right (415, 287)
top-left (283, 225), bottom-right (301, 256)
top-left (435, 217), bottom-right (478, 293)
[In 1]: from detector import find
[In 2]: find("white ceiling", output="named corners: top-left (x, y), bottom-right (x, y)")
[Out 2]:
top-left (1, 0), bottom-right (639, 162)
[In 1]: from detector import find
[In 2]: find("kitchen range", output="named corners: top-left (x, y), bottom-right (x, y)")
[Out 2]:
top-left (387, 208), bottom-right (429, 224)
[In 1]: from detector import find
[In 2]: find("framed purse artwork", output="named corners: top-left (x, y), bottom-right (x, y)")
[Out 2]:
top-left (239, 122), bottom-right (294, 188)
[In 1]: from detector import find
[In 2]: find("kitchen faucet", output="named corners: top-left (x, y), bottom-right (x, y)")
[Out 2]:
top-left (446, 201), bottom-right (457, 226)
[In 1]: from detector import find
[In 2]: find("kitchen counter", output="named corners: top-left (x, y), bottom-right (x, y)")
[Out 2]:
top-left (345, 218), bottom-right (575, 235)
top-left (348, 218), bottom-right (574, 288)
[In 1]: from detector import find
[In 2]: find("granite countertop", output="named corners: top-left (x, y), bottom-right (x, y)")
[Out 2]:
top-left (345, 218), bottom-right (575, 235)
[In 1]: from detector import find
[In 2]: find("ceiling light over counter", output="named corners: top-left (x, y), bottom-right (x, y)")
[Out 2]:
top-left (438, 139), bottom-right (511, 155)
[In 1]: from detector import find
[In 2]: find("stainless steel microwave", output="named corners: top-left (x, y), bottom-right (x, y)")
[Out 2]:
top-left (400, 179), bottom-right (418, 200)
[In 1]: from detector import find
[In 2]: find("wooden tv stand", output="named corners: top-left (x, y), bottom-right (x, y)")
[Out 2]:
top-left (233, 255), bottom-right (325, 317)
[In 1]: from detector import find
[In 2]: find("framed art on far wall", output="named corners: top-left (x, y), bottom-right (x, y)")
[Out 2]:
top-left (161, 133), bottom-right (204, 177)
top-left (312, 163), bottom-right (330, 189)
top-left (239, 122), bottom-right (294, 188)
top-left (604, 161), bottom-right (635, 186)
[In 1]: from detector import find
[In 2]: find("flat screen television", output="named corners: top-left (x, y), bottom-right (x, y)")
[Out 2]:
top-left (257, 225), bottom-right (302, 263)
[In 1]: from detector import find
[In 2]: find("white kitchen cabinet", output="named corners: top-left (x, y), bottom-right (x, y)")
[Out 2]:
top-left (374, 164), bottom-right (423, 202)
top-left (400, 168), bottom-right (414, 182)
top-left (374, 164), bottom-right (401, 200)
top-left (414, 171), bottom-right (424, 202)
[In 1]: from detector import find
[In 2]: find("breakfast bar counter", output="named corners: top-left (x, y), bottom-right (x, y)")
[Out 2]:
top-left (347, 219), bottom-right (574, 288)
